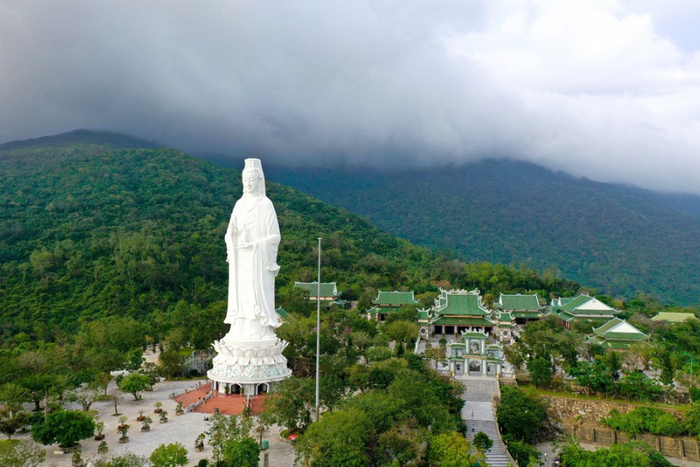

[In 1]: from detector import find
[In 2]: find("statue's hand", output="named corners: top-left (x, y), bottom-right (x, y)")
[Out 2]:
top-left (236, 242), bottom-right (253, 250)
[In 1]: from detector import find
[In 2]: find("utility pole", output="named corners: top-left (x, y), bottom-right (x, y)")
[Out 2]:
top-left (315, 237), bottom-right (322, 421)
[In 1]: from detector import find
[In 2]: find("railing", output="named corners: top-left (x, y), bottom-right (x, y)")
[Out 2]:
top-left (187, 392), bottom-right (213, 413)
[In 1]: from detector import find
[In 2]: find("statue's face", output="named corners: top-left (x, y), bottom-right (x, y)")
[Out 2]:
top-left (242, 170), bottom-right (261, 194)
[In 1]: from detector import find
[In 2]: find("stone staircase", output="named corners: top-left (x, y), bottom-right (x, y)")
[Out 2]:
top-left (467, 419), bottom-right (511, 467)
top-left (458, 376), bottom-right (515, 467)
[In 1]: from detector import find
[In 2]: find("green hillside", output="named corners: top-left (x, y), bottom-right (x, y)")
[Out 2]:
top-left (0, 132), bottom-right (581, 345)
top-left (268, 161), bottom-right (700, 304)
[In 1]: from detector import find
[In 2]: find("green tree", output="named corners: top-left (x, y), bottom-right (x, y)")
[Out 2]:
top-left (206, 414), bottom-right (253, 461)
top-left (504, 438), bottom-right (540, 467)
top-left (496, 386), bottom-right (547, 443)
top-left (221, 438), bottom-right (260, 467)
top-left (158, 349), bottom-right (184, 379)
top-left (93, 452), bottom-right (150, 467)
top-left (427, 431), bottom-right (485, 467)
top-left (149, 442), bottom-right (188, 467)
top-left (296, 408), bottom-right (370, 467)
top-left (683, 403), bottom-right (700, 438)
top-left (472, 431), bottom-right (493, 453)
top-left (618, 371), bottom-right (663, 402)
top-left (117, 373), bottom-right (150, 401)
top-left (527, 357), bottom-right (553, 388)
top-left (0, 407), bottom-right (29, 440)
top-left (381, 320), bottom-right (419, 344)
top-left (31, 409), bottom-right (95, 448)
top-left (260, 377), bottom-right (314, 433)
top-left (659, 351), bottom-right (675, 385)
top-left (0, 439), bottom-right (46, 467)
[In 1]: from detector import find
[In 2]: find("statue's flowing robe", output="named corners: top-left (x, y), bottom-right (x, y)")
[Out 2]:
top-left (224, 195), bottom-right (281, 328)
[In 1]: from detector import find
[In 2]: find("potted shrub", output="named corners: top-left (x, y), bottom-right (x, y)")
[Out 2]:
top-left (175, 402), bottom-right (184, 415)
top-left (117, 415), bottom-right (128, 431)
top-left (154, 401), bottom-right (163, 414)
top-left (97, 441), bottom-right (108, 455)
top-left (136, 409), bottom-right (146, 422)
top-left (159, 410), bottom-right (168, 424)
top-left (141, 416), bottom-right (152, 432)
top-left (94, 421), bottom-right (105, 441)
top-left (118, 424), bottom-right (130, 443)
top-left (71, 448), bottom-right (83, 467)
top-left (194, 433), bottom-right (205, 452)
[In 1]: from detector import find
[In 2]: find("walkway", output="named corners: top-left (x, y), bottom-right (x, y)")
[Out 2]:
top-left (173, 383), bottom-right (266, 415)
top-left (457, 376), bottom-right (512, 467)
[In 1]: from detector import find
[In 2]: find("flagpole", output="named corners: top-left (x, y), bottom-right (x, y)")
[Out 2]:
top-left (315, 237), bottom-right (322, 421)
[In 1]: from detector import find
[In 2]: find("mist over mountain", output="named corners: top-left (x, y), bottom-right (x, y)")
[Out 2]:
top-left (266, 160), bottom-right (700, 304)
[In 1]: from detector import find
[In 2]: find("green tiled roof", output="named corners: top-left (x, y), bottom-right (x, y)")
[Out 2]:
top-left (555, 311), bottom-right (576, 322)
top-left (275, 307), bottom-right (295, 322)
top-left (498, 293), bottom-right (543, 311)
top-left (651, 312), bottom-right (699, 323)
top-left (437, 293), bottom-right (488, 316)
top-left (373, 290), bottom-right (419, 306)
top-left (511, 311), bottom-right (543, 319)
top-left (592, 318), bottom-right (648, 340)
top-left (417, 310), bottom-right (431, 321)
top-left (553, 295), bottom-right (618, 316)
top-left (294, 281), bottom-right (338, 298)
top-left (431, 317), bottom-right (495, 326)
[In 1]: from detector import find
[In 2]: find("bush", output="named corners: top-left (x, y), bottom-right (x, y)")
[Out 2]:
top-left (31, 410), bottom-right (95, 448)
top-left (603, 407), bottom-right (682, 437)
top-left (653, 413), bottom-right (683, 437)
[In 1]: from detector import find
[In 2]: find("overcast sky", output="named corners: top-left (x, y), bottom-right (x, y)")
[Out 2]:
top-left (2, 0), bottom-right (700, 193)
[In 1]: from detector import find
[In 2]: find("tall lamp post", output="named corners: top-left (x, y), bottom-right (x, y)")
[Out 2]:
top-left (315, 238), bottom-right (322, 421)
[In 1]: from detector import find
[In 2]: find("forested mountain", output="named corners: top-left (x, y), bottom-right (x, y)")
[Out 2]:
top-left (0, 131), bottom-right (580, 346)
top-left (267, 161), bottom-right (700, 304)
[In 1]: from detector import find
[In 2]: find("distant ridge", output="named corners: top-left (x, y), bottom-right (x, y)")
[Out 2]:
top-left (0, 129), bottom-right (158, 152)
top-left (268, 160), bottom-right (700, 304)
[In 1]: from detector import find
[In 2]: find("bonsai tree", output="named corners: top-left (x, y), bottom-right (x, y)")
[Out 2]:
top-left (118, 415), bottom-right (129, 429)
top-left (118, 423), bottom-right (130, 443)
top-left (195, 433), bottom-right (206, 452)
top-left (98, 440), bottom-right (108, 454)
top-left (32, 409), bottom-right (95, 448)
top-left (154, 401), bottom-right (163, 413)
top-left (137, 409), bottom-right (146, 421)
top-left (94, 421), bottom-right (105, 440)
top-left (159, 410), bottom-right (168, 423)
top-left (142, 416), bottom-right (153, 432)
top-left (117, 373), bottom-right (150, 401)
top-left (175, 402), bottom-right (184, 415)
top-left (71, 447), bottom-right (82, 467)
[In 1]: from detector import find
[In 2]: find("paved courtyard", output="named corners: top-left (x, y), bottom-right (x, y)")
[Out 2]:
top-left (12, 378), bottom-right (295, 467)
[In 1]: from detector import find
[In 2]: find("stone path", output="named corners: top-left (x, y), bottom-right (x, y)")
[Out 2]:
top-left (457, 376), bottom-right (512, 467)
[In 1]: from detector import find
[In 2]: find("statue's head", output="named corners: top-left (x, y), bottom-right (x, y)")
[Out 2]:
top-left (242, 159), bottom-right (266, 196)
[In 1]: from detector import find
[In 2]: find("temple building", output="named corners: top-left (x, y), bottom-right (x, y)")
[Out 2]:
top-left (424, 289), bottom-right (496, 336)
top-left (651, 312), bottom-right (700, 324)
top-left (589, 318), bottom-right (649, 350)
top-left (496, 293), bottom-right (544, 324)
top-left (367, 290), bottom-right (419, 321)
top-left (446, 328), bottom-right (504, 377)
top-left (294, 281), bottom-right (341, 305)
top-left (550, 294), bottom-right (619, 329)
